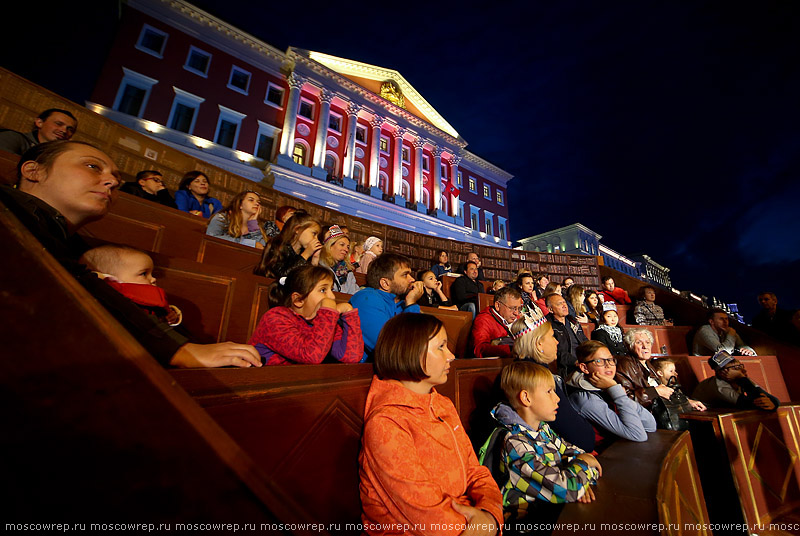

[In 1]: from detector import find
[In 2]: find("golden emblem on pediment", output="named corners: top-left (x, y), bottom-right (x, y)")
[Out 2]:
top-left (380, 80), bottom-right (405, 109)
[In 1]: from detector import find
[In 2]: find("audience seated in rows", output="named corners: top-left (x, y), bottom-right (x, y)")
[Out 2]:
top-left (535, 282), bottom-right (561, 315)
top-left (319, 225), bottom-right (360, 294)
top-left (248, 265), bottom-right (363, 365)
top-left (566, 341), bottom-right (656, 449)
top-left (561, 277), bottom-right (575, 295)
top-left (349, 253), bottom-right (423, 360)
top-left (1, 140), bottom-right (260, 368)
top-left (450, 260), bottom-right (483, 318)
top-left (489, 279), bottom-right (505, 294)
top-left (485, 361), bottom-right (601, 527)
top-left (263, 205), bottom-right (297, 238)
top-left (430, 249), bottom-right (452, 279)
top-left (546, 293), bottom-right (588, 378)
top-left (253, 211), bottom-right (322, 280)
top-left (650, 358), bottom-right (705, 429)
top-left (752, 292), bottom-right (800, 345)
top-left (598, 276), bottom-right (630, 305)
top-left (633, 285), bottom-right (670, 326)
top-left (174, 171), bottom-right (222, 218)
top-left (356, 236), bottom-right (382, 274)
top-left (692, 351), bottom-right (778, 411)
top-left (692, 308), bottom-right (756, 356)
top-left (509, 317), bottom-right (595, 452)
top-left (591, 302), bottom-right (627, 357)
top-left (80, 244), bottom-right (183, 328)
top-left (359, 313), bottom-right (502, 535)
top-left (0, 108), bottom-right (77, 155)
top-left (119, 169), bottom-right (177, 208)
top-left (458, 251), bottom-right (486, 281)
top-left (566, 285), bottom-right (588, 324)
top-left (615, 328), bottom-right (672, 411)
top-left (205, 190), bottom-right (267, 249)
top-left (417, 270), bottom-right (456, 309)
top-left (470, 286), bottom-right (523, 359)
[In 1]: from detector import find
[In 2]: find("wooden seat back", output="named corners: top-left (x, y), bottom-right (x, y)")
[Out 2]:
top-left (684, 354), bottom-right (791, 403)
top-left (420, 306), bottom-right (473, 359)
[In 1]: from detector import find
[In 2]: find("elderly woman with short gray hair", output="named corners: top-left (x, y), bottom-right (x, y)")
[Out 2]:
top-left (614, 328), bottom-right (673, 410)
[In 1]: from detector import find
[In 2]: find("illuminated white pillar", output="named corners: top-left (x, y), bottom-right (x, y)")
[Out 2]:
top-left (449, 154), bottom-right (461, 216)
top-left (312, 89), bottom-right (333, 168)
top-left (392, 127), bottom-right (406, 197)
top-left (278, 72), bottom-right (304, 157)
top-left (343, 103), bottom-right (361, 180)
top-left (432, 145), bottom-right (443, 210)
top-left (413, 137), bottom-right (425, 205)
top-left (368, 115), bottom-right (383, 188)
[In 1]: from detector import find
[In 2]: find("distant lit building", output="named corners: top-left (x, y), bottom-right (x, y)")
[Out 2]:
top-left (629, 254), bottom-right (672, 288)
top-left (86, 0), bottom-right (512, 246)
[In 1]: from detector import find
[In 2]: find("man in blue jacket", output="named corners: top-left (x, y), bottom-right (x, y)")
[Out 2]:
top-left (350, 253), bottom-right (424, 359)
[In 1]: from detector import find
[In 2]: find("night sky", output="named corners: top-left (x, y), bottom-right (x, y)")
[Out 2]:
top-left (3, 0), bottom-right (799, 321)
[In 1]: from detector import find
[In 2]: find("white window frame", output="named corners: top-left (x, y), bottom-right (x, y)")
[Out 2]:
top-left (293, 140), bottom-right (310, 165)
top-left (297, 97), bottom-right (315, 121)
top-left (264, 82), bottom-right (285, 108)
top-left (135, 24), bottom-right (168, 59)
top-left (214, 105), bottom-right (246, 149)
top-left (422, 154), bottom-right (430, 171)
top-left (113, 67), bottom-right (158, 118)
top-left (498, 217), bottom-right (508, 241)
top-left (227, 66), bottom-right (252, 95)
top-left (254, 120), bottom-right (281, 161)
top-left (422, 188), bottom-right (430, 208)
top-left (483, 183), bottom-right (491, 200)
top-left (353, 162), bottom-right (365, 181)
top-left (378, 171), bottom-right (389, 193)
top-left (468, 177), bottom-right (476, 193)
top-left (328, 111), bottom-right (343, 134)
top-left (496, 189), bottom-right (504, 205)
top-left (324, 151), bottom-right (339, 176)
top-left (401, 145), bottom-right (410, 163)
top-left (166, 87), bottom-right (204, 134)
top-left (183, 45), bottom-right (211, 77)
top-left (379, 135), bottom-right (390, 154)
top-left (355, 125), bottom-right (367, 145)
top-left (469, 206), bottom-right (480, 231)
top-left (456, 170), bottom-right (463, 187)
top-left (484, 210), bottom-right (495, 236)
top-left (401, 179), bottom-right (411, 199)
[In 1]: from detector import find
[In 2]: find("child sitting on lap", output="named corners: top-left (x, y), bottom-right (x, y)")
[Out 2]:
top-left (486, 360), bottom-right (602, 523)
top-left (248, 265), bottom-right (364, 365)
top-left (80, 245), bottom-right (182, 326)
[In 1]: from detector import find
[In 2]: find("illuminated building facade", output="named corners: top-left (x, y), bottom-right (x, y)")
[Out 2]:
top-left (88, 0), bottom-right (512, 246)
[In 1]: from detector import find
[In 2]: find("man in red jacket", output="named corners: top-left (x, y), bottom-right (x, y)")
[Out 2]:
top-left (470, 286), bottom-right (523, 358)
top-left (598, 276), bottom-right (631, 305)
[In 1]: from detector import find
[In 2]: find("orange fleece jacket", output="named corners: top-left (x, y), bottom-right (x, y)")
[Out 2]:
top-left (359, 376), bottom-right (503, 536)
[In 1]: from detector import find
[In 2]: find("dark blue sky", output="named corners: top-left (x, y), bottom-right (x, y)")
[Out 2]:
top-left (3, 0), bottom-right (798, 321)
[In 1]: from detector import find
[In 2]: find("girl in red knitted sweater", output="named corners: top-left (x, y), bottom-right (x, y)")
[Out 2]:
top-left (248, 265), bottom-right (364, 365)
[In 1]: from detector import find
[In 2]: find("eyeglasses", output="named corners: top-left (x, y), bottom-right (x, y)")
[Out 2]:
top-left (145, 177), bottom-right (164, 184)
top-left (497, 301), bottom-right (522, 314)
top-left (722, 364), bottom-right (744, 371)
top-left (583, 357), bottom-right (617, 367)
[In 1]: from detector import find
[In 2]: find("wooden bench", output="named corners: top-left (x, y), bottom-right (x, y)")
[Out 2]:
top-left (684, 407), bottom-right (800, 534)
top-left (683, 355), bottom-right (791, 403)
top-left (579, 324), bottom-right (691, 355)
top-left (0, 148), bottom-right (18, 185)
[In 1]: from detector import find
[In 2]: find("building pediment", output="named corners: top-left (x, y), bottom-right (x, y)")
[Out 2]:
top-left (297, 50), bottom-right (460, 139)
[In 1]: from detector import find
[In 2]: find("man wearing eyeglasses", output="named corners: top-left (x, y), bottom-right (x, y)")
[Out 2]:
top-left (692, 351), bottom-right (778, 411)
top-left (567, 341), bottom-right (656, 449)
top-left (120, 170), bottom-right (177, 208)
top-left (470, 286), bottom-right (523, 358)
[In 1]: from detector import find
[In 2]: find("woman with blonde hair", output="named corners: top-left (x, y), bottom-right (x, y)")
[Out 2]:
top-left (206, 190), bottom-right (267, 248)
top-left (318, 225), bottom-right (359, 294)
top-left (510, 315), bottom-right (595, 452)
top-left (567, 285), bottom-right (589, 323)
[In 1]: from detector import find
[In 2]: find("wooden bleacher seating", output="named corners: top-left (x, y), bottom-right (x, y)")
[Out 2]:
top-left (579, 323), bottom-right (692, 355)
top-left (0, 148), bottom-right (18, 185)
top-left (478, 292), bottom-right (494, 312)
top-left (683, 354), bottom-right (791, 403)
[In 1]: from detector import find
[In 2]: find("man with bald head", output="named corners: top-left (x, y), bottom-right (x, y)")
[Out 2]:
top-left (546, 292), bottom-right (588, 377)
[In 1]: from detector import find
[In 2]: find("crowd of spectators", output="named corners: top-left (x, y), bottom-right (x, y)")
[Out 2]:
top-left (4, 111), bottom-right (795, 532)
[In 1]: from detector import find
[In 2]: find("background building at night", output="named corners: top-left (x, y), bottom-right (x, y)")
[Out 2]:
top-left (87, 0), bottom-right (512, 247)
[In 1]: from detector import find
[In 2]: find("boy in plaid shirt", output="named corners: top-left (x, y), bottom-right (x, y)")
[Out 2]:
top-left (490, 360), bottom-right (602, 522)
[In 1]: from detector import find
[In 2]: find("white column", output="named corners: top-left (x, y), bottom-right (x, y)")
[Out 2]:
top-left (368, 115), bottom-right (383, 188)
top-left (449, 154), bottom-right (461, 216)
top-left (343, 103), bottom-right (361, 180)
top-left (312, 89), bottom-right (333, 168)
top-left (413, 137), bottom-right (425, 205)
top-left (278, 72), bottom-right (304, 157)
top-left (432, 145), bottom-right (443, 210)
top-left (392, 127), bottom-right (406, 196)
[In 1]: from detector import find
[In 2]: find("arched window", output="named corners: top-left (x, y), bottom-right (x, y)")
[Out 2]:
top-left (324, 152), bottom-right (338, 177)
top-left (378, 172), bottom-right (388, 193)
top-left (440, 195), bottom-right (448, 215)
top-left (422, 188), bottom-right (430, 209)
top-left (292, 142), bottom-right (308, 165)
top-left (353, 162), bottom-right (364, 183)
top-left (401, 180), bottom-right (410, 200)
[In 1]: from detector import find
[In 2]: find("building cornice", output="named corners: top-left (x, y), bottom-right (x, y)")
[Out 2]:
top-left (518, 223), bottom-right (602, 243)
top-left (459, 151), bottom-right (514, 185)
